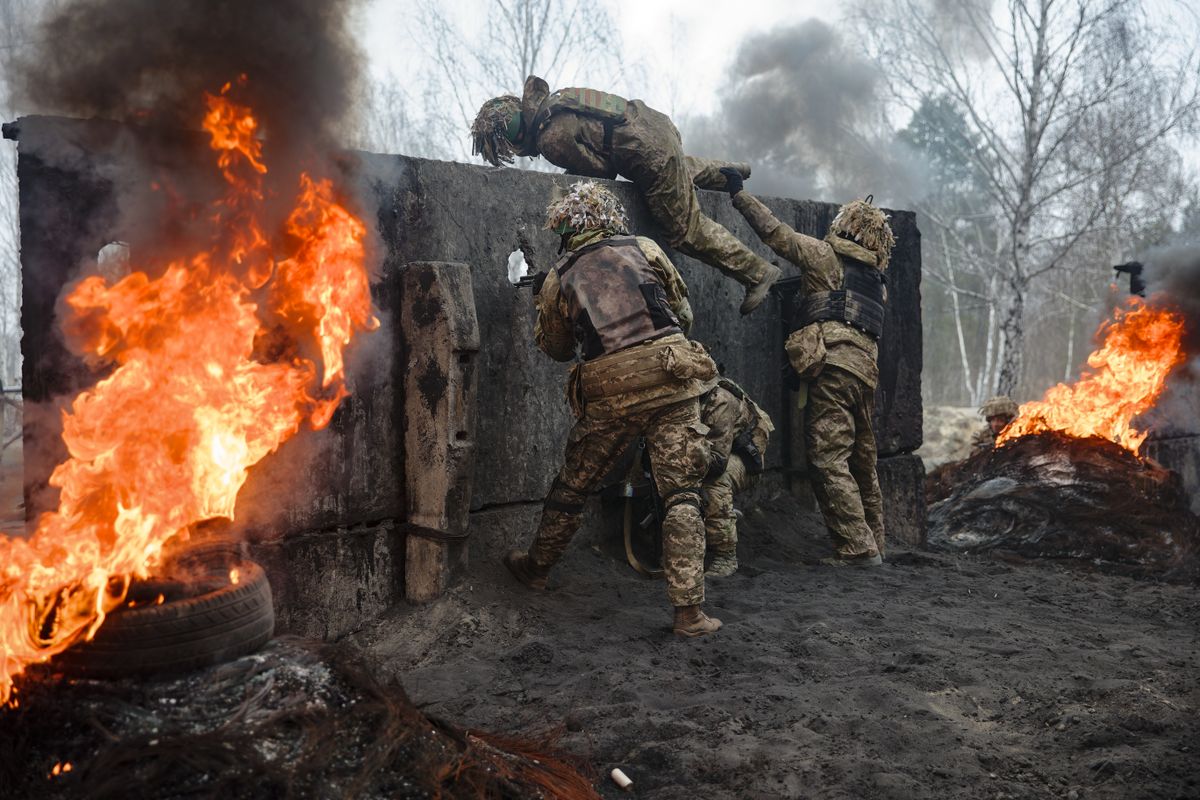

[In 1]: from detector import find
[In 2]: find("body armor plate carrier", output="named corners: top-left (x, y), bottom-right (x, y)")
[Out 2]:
top-left (556, 236), bottom-right (683, 361)
top-left (795, 257), bottom-right (886, 339)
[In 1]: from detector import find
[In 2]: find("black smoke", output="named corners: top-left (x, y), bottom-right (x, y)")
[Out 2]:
top-left (1144, 243), bottom-right (1200, 354)
top-left (12, 0), bottom-right (363, 169)
top-left (1141, 243), bottom-right (1200, 436)
top-left (684, 19), bottom-right (914, 204)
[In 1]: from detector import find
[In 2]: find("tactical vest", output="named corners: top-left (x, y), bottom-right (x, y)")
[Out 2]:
top-left (532, 87), bottom-right (628, 149)
top-left (794, 255), bottom-right (886, 339)
top-left (555, 236), bottom-right (682, 361)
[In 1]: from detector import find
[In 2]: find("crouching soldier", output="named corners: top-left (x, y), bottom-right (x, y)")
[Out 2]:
top-left (720, 168), bottom-right (894, 567)
top-left (700, 378), bottom-right (773, 577)
top-left (504, 181), bottom-right (723, 638)
top-left (972, 396), bottom-right (1019, 454)
top-left (471, 75), bottom-right (781, 314)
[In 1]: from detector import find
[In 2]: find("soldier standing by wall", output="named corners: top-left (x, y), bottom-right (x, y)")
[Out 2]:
top-left (971, 396), bottom-right (1019, 454)
top-left (719, 168), bottom-right (894, 567)
top-left (700, 378), bottom-right (773, 577)
top-left (504, 181), bottom-right (723, 637)
top-left (471, 76), bottom-right (782, 315)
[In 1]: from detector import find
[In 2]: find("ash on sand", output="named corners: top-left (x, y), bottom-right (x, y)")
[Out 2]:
top-left (356, 478), bottom-right (1200, 799)
top-left (2, 638), bottom-right (598, 800)
top-left (927, 432), bottom-right (1200, 580)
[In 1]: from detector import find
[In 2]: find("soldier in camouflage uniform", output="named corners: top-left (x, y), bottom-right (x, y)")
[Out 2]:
top-left (471, 75), bottom-right (782, 315)
top-left (720, 168), bottom-right (894, 566)
top-left (504, 181), bottom-right (723, 637)
top-left (699, 378), bottom-right (773, 577)
top-left (971, 396), bottom-right (1019, 454)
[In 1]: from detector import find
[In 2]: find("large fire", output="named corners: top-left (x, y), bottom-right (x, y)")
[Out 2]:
top-left (0, 81), bottom-right (378, 703)
top-left (997, 298), bottom-right (1186, 453)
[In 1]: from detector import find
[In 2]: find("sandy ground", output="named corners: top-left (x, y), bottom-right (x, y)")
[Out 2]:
top-left (356, 481), bottom-right (1199, 800)
top-left (916, 405), bottom-right (981, 469)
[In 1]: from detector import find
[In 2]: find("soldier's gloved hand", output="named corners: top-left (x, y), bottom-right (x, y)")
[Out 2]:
top-left (718, 167), bottom-right (744, 197)
top-left (530, 271), bottom-right (549, 295)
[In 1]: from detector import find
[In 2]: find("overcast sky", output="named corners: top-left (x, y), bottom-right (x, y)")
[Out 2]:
top-left (354, 0), bottom-right (838, 118)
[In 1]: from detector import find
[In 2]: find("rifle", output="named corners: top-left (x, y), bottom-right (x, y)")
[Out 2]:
top-left (1113, 261), bottom-right (1145, 296)
top-left (513, 271), bottom-right (548, 292)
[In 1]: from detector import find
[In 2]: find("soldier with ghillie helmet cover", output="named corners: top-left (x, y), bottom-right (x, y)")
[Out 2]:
top-left (720, 168), bottom-right (894, 567)
top-left (472, 75), bottom-right (782, 315)
top-left (504, 180), bottom-right (723, 637)
top-left (971, 396), bottom-right (1019, 454)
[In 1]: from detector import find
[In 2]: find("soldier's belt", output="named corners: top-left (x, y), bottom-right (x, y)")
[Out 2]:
top-left (580, 336), bottom-right (684, 399)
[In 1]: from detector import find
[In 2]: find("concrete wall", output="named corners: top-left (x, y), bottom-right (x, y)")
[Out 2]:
top-left (10, 115), bottom-right (925, 635)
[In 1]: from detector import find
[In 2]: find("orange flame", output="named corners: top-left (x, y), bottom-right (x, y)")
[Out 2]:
top-left (997, 298), bottom-right (1186, 453)
top-left (0, 84), bottom-right (378, 704)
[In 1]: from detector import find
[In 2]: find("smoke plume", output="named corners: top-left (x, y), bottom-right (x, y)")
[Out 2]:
top-left (1142, 243), bottom-right (1200, 435)
top-left (683, 19), bottom-right (916, 204)
top-left (13, 0), bottom-right (363, 168)
top-left (1144, 243), bottom-right (1200, 354)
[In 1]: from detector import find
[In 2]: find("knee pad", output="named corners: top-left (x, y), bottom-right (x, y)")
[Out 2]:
top-left (543, 477), bottom-right (588, 514)
top-left (661, 486), bottom-right (703, 514)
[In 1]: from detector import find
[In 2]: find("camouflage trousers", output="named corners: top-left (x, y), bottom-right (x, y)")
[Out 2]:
top-left (530, 398), bottom-right (710, 607)
top-left (611, 101), bottom-right (773, 288)
top-left (702, 453), bottom-right (751, 554)
top-left (805, 367), bottom-right (885, 558)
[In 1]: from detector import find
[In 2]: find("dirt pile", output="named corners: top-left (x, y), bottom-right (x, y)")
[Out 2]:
top-left (927, 432), bottom-right (1200, 580)
top-left (917, 405), bottom-right (980, 468)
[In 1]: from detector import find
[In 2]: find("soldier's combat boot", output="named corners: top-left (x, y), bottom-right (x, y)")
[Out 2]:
top-left (819, 552), bottom-right (883, 568)
top-left (673, 605), bottom-right (722, 638)
top-left (739, 263), bottom-right (782, 315)
top-left (707, 550), bottom-right (739, 578)
top-left (504, 550), bottom-right (549, 590)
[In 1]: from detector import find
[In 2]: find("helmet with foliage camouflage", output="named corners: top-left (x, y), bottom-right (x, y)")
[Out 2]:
top-left (544, 180), bottom-right (630, 237)
top-left (471, 95), bottom-right (522, 166)
top-left (830, 195), bottom-right (896, 270)
top-left (979, 395), bottom-right (1019, 420)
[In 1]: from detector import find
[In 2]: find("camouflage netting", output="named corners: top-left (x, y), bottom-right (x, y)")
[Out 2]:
top-left (926, 432), bottom-right (1200, 581)
top-left (830, 199), bottom-right (896, 269)
top-left (471, 96), bottom-right (521, 167)
top-left (544, 181), bottom-right (630, 236)
top-left (1, 638), bottom-right (600, 800)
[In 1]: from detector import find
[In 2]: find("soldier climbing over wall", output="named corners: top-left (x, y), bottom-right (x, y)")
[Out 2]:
top-left (503, 180), bottom-right (723, 638)
top-left (719, 168), bottom-right (895, 567)
top-left (471, 75), bottom-right (782, 315)
top-left (699, 376), bottom-right (773, 577)
top-left (971, 396), bottom-right (1019, 454)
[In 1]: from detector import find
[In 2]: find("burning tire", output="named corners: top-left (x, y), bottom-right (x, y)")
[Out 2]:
top-left (51, 561), bottom-right (274, 680)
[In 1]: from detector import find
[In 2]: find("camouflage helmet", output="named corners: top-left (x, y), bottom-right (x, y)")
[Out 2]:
top-left (471, 95), bottom-right (521, 166)
top-left (830, 195), bottom-right (896, 270)
top-left (979, 395), bottom-right (1019, 420)
top-left (545, 180), bottom-right (630, 237)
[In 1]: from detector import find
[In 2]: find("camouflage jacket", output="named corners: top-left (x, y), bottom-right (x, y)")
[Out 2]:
top-left (732, 192), bottom-right (880, 389)
top-left (516, 75), bottom-right (630, 178)
top-left (970, 426), bottom-right (996, 455)
top-left (701, 378), bottom-right (774, 467)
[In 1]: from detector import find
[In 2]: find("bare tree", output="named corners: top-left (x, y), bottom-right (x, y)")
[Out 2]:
top-left (859, 0), bottom-right (1200, 397)
top-left (410, 0), bottom-right (635, 163)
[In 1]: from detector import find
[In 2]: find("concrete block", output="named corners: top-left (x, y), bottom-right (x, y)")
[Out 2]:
top-left (248, 521), bottom-right (402, 640)
top-left (877, 453), bottom-right (927, 548)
